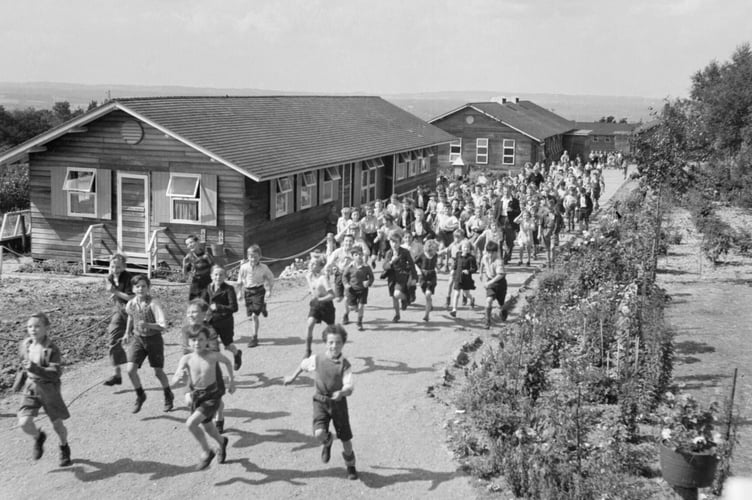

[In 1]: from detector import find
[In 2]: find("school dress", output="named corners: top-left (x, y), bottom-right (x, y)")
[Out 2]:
top-left (452, 253), bottom-right (477, 291)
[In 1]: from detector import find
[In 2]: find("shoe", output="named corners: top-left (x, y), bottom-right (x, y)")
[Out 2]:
top-left (133, 392), bottom-right (147, 414)
top-left (392, 314), bottom-right (400, 323)
top-left (321, 433), bottom-right (333, 463)
top-left (216, 419), bottom-right (225, 434)
top-left (501, 309), bottom-right (509, 321)
top-left (33, 431), bottom-right (46, 460)
top-left (262, 304), bottom-right (268, 318)
top-left (196, 450), bottom-right (216, 471)
top-left (347, 465), bottom-right (359, 480)
top-left (218, 437), bottom-right (228, 464)
top-left (518, 260), bottom-right (523, 265)
top-left (462, 296), bottom-right (467, 306)
top-left (305, 349), bottom-right (312, 358)
top-left (343, 313), bottom-right (350, 325)
top-left (526, 261), bottom-right (531, 267)
top-left (401, 299), bottom-right (408, 311)
top-left (164, 389), bottom-right (174, 412)
top-left (357, 321), bottom-right (364, 331)
top-left (450, 310), bottom-right (457, 318)
top-left (234, 350), bottom-right (242, 371)
top-left (103, 375), bottom-right (122, 386)
top-left (423, 314), bottom-right (429, 322)
top-left (247, 337), bottom-right (258, 348)
top-left (59, 444), bottom-right (72, 467)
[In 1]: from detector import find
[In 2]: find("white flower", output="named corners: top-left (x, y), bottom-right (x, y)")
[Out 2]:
top-left (661, 428), bottom-right (672, 440)
top-left (692, 436), bottom-right (706, 446)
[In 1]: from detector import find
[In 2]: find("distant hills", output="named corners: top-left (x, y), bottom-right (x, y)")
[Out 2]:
top-left (0, 82), bottom-right (665, 123)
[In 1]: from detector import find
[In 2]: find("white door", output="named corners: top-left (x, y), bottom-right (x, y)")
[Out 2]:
top-left (117, 173), bottom-right (150, 257)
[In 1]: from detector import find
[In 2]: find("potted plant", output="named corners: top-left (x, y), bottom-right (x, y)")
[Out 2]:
top-left (658, 392), bottom-right (721, 493)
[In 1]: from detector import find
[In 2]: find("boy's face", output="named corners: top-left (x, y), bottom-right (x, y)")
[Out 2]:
top-left (309, 259), bottom-right (323, 273)
top-left (389, 238), bottom-right (400, 251)
top-left (325, 333), bottom-right (344, 358)
top-left (461, 243), bottom-right (471, 255)
top-left (190, 332), bottom-right (210, 353)
top-left (27, 317), bottom-right (48, 343)
top-left (248, 251), bottom-right (261, 266)
top-left (352, 252), bottom-right (364, 265)
top-left (133, 281), bottom-right (149, 297)
top-left (110, 258), bottom-right (125, 275)
top-left (211, 268), bottom-right (226, 285)
top-left (342, 236), bottom-right (354, 251)
top-left (186, 305), bottom-right (206, 325)
top-left (186, 238), bottom-right (197, 252)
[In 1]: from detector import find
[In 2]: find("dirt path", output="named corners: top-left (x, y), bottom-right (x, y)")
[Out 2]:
top-left (0, 169), bottom-right (628, 500)
top-left (657, 206), bottom-right (752, 476)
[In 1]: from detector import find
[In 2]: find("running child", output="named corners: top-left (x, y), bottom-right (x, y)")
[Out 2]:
top-left (450, 240), bottom-right (478, 317)
top-left (103, 254), bottom-right (134, 387)
top-left (480, 241), bottom-right (508, 329)
top-left (415, 239), bottom-right (439, 322)
top-left (183, 234), bottom-right (214, 300)
top-left (16, 312), bottom-right (72, 466)
top-left (382, 229), bottom-right (418, 323)
top-left (306, 254), bottom-right (336, 358)
top-left (201, 265), bottom-right (242, 370)
top-left (342, 246), bottom-right (374, 331)
top-left (237, 244), bottom-right (274, 348)
top-left (172, 326), bottom-right (235, 470)
top-left (122, 275), bottom-right (174, 414)
top-left (283, 324), bottom-right (358, 480)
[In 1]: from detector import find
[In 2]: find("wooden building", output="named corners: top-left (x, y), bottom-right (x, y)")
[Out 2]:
top-left (429, 98), bottom-right (574, 173)
top-left (0, 96), bottom-right (454, 271)
top-left (563, 121), bottom-right (638, 160)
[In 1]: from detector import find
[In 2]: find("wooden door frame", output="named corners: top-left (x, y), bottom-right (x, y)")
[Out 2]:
top-left (116, 172), bottom-right (150, 256)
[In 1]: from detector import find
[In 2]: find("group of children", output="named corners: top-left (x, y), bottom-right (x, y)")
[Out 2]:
top-left (15, 237), bottom-right (359, 479)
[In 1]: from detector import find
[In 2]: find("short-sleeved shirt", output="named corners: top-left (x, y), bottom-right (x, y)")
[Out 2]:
top-left (238, 262), bottom-right (274, 289)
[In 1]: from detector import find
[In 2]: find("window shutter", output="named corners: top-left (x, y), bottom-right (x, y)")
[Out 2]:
top-left (152, 171), bottom-right (170, 224)
top-left (50, 168), bottom-right (66, 217)
top-left (96, 168), bottom-right (111, 220)
top-left (269, 181), bottom-right (277, 221)
top-left (200, 173), bottom-right (217, 226)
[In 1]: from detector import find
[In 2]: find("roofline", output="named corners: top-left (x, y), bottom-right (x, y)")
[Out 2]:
top-left (428, 104), bottom-right (473, 124)
top-left (428, 103), bottom-right (543, 142)
top-left (114, 102), bottom-right (260, 181)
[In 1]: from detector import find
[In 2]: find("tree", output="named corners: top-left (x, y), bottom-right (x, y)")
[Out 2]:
top-left (599, 116), bottom-right (616, 123)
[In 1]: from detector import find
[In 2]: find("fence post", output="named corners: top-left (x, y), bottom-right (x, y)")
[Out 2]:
top-left (0, 245), bottom-right (4, 279)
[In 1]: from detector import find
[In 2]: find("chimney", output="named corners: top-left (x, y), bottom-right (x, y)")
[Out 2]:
top-left (502, 97), bottom-right (507, 104)
top-left (514, 96), bottom-right (520, 103)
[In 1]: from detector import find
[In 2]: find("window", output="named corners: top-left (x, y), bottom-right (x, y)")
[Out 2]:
top-left (275, 176), bottom-right (293, 217)
top-left (409, 152), bottom-right (419, 177)
top-left (322, 166), bottom-right (340, 203)
top-left (299, 171), bottom-right (317, 209)
top-left (361, 163), bottom-right (377, 203)
top-left (166, 173), bottom-right (201, 222)
top-left (63, 168), bottom-right (97, 217)
top-left (502, 139), bottom-right (515, 165)
top-left (605, 137), bottom-right (611, 143)
top-left (593, 136), bottom-right (599, 142)
top-left (476, 138), bottom-right (489, 164)
top-left (449, 139), bottom-right (462, 162)
top-left (396, 153), bottom-right (408, 180)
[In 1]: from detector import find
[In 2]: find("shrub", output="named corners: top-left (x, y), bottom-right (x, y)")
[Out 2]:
top-left (0, 163), bottom-right (30, 213)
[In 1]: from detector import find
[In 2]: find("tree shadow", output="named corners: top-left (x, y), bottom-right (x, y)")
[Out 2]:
top-left (49, 457), bottom-right (195, 482)
top-left (360, 465), bottom-right (465, 490)
top-left (353, 356), bottom-right (436, 376)
top-left (656, 268), bottom-right (691, 275)
top-left (674, 340), bottom-right (715, 355)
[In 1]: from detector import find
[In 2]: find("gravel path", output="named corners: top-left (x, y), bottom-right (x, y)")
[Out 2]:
top-left (0, 168), bottom-right (628, 500)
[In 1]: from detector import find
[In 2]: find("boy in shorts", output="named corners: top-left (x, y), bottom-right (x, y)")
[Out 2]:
top-left (382, 229), bottom-right (417, 323)
top-left (415, 239), bottom-right (439, 322)
top-left (103, 253), bottom-right (134, 386)
top-left (305, 254), bottom-right (335, 358)
top-left (480, 241), bottom-right (508, 329)
top-left (237, 244), bottom-right (274, 349)
top-left (172, 326), bottom-right (235, 470)
top-left (17, 312), bottom-right (72, 466)
top-left (123, 275), bottom-right (174, 414)
top-left (342, 246), bottom-right (374, 331)
top-left (284, 324), bottom-right (358, 480)
top-left (201, 265), bottom-right (242, 370)
top-left (183, 234), bottom-right (214, 300)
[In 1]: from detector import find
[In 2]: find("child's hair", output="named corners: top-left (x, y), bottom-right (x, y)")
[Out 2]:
top-left (131, 274), bottom-right (151, 288)
top-left (188, 298), bottom-right (210, 312)
top-left (349, 245), bottom-right (363, 256)
top-left (247, 244), bottom-right (261, 256)
top-left (186, 234), bottom-right (200, 243)
top-left (310, 253), bottom-right (327, 269)
top-left (453, 229), bottom-right (465, 238)
top-left (388, 229), bottom-right (403, 242)
top-left (486, 241), bottom-right (499, 253)
top-left (29, 312), bottom-right (51, 326)
top-left (110, 253), bottom-right (127, 264)
top-left (186, 324), bottom-right (211, 341)
top-left (322, 323), bottom-right (348, 343)
top-left (211, 264), bottom-right (226, 275)
top-left (424, 239), bottom-right (440, 253)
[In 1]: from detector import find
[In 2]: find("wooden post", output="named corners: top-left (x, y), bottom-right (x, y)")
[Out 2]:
top-left (726, 368), bottom-right (738, 441)
top-left (0, 245), bottom-right (4, 279)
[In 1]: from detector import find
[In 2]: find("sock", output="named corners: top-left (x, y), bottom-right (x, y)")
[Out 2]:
top-left (485, 306), bottom-right (492, 323)
top-left (342, 451), bottom-right (356, 466)
top-left (135, 387), bottom-right (145, 398)
top-left (164, 387), bottom-right (173, 398)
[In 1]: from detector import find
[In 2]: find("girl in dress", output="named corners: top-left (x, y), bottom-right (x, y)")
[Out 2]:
top-left (514, 210), bottom-right (536, 266)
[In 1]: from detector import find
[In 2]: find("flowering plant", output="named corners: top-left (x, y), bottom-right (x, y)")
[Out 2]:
top-left (659, 392), bottom-right (722, 454)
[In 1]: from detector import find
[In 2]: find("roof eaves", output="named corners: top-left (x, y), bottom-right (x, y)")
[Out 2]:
top-left (114, 102), bottom-right (260, 182)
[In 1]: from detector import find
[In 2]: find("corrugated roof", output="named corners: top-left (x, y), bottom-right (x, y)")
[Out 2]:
top-left (469, 101), bottom-right (575, 141)
top-left (117, 96), bottom-right (455, 180)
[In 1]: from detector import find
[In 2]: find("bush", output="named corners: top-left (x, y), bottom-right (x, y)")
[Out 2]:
top-left (0, 163), bottom-right (30, 213)
top-left (17, 259), bottom-right (82, 276)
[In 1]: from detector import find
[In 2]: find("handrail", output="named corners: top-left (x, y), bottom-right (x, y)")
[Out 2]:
top-left (79, 223), bottom-right (104, 274)
top-left (147, 228), bottom-right (165, 279)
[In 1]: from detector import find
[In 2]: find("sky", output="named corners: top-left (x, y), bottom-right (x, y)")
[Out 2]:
top-left (0, 0), bottom-right (749, 99)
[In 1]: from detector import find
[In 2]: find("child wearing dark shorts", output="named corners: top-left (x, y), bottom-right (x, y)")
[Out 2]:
top-left (123, 275), bottom-right (174, 414)
top-left (284, 324), bottom-right (358, 480)
top-left (415, 239), bottom-right (439, 322)
top-left (183, 234), bottom-right (214, 300)
top-left (16, 312), bottom-right (72, 466)
top-left (172, 326), bottom-right (235, 470)
top-left (237, 244), bottom-right (274, 349)
top-left (382, 229), bottom-right (417, 323)
top-left (342, 246), bottom-right (374, 331)
top-left (201, 265), bottom-right (242, 370)
top-left (306, 254), bottom-right (336, 358)
top-left (481, 241), bottom-right (508, 329)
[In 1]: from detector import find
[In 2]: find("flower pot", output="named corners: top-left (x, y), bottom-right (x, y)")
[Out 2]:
top-left (659, 441), bottom-right (718, 488)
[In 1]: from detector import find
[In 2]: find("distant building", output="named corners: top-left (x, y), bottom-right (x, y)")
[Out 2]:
top-left (563, 121), bottom-right (638, 161)
top-left (0, 96), bottom-right (453, 270)
top-left (429, 97), bottom-right (575, 173)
